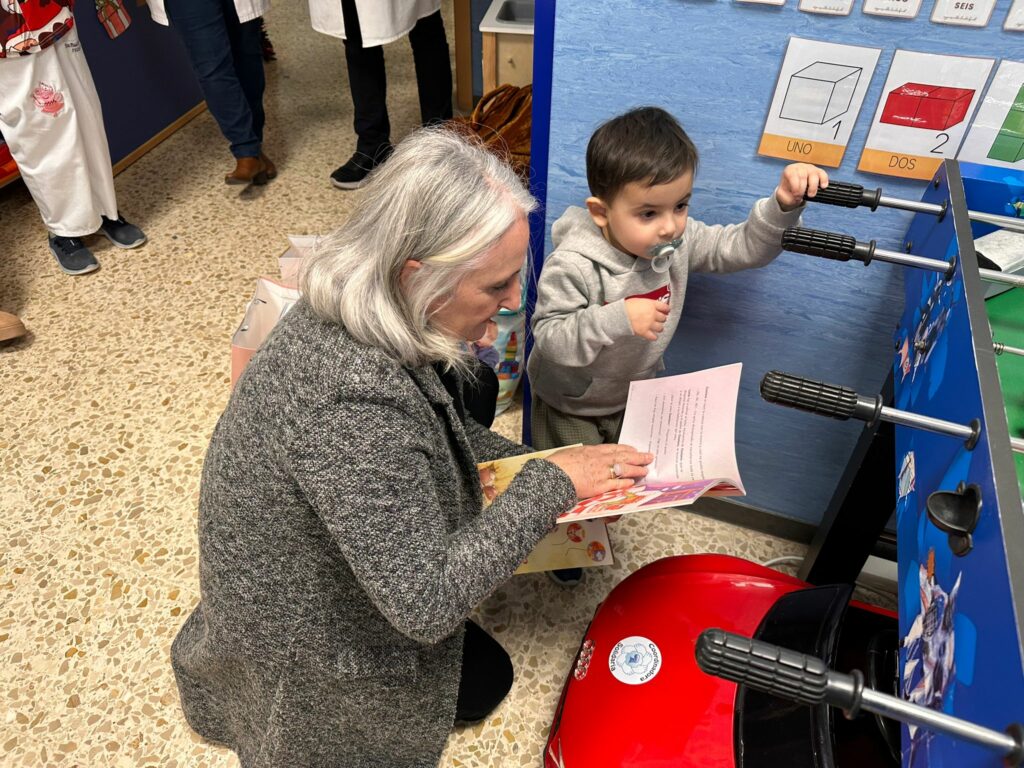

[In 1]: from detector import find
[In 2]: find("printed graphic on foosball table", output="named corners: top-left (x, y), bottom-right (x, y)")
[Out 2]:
top-left (758, 36), bottom-right (880, 167)
top-left (895, 272), bottom-right (959, 389)
top-left (958, 60), bottom-right (1024, 168)
top-left (858, 50), bottom-right (994, 180)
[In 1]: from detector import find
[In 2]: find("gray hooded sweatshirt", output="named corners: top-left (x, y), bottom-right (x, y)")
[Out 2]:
top-left (528, 197), bottom-right (802, 417)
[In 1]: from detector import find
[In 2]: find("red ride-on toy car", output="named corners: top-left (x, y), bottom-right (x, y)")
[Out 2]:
top-left (544, 554), bottom-right (899, 768)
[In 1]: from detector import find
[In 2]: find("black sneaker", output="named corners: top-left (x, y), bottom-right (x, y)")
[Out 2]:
top-left (99, 214), bottom-right (147, 249)
top-left (48, 235), bottom-right (99, 275)
top-left (330, 145), bottom-right (393, 190)
top-left (548, 568), bottom-right (584, 587)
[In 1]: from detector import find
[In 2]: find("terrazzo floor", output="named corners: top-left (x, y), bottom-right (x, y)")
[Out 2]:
top-left (1, 4), bottom-right (814, 766)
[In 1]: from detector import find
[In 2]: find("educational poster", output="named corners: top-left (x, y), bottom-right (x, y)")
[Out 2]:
top-left (1007, 0), bottom-right (1024, 31)
top-left (958, 60), bottom-right (1024, 168)
top-left (930, 0), bottom-right (997, 27)
top-left (759, 37), bottom-right (881, 167)
top-left (799, 0), bottom-right (855, 15)
top-left (858, 50), bottom-right (995, 180)
top-left (863, 0), bottom-right (924, 19)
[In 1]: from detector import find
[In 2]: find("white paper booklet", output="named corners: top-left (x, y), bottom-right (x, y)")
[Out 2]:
top-left (558, 362), bottom-right (746, 523)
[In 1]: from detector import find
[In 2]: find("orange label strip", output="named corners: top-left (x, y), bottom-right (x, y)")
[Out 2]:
top-left (758, 133), bottom-right (846, 168)
top-left (857, 148), bottom-right (942, 181)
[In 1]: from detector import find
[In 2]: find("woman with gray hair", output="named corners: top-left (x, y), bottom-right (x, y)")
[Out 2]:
top-left (170, 127), bottom-right (653, 767)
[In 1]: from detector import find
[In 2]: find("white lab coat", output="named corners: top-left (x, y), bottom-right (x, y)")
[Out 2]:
top-left (147, 0), bottom-right (270, 26)
top-left (0, 25), bottom-right (119, 237)
top-left (308, 0), bottom-right (441, 46)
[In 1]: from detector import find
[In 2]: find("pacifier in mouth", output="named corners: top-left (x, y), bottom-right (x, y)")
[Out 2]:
top-left (647, 237), bottom-right (683, 274)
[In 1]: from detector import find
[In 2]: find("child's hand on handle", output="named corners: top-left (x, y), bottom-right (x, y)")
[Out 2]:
top-left (546, 444), bottom-right (654, 501)
top-left (625, 298), bottom-right (670, 341)
top-left (775, 163), bottom-right (830, 212)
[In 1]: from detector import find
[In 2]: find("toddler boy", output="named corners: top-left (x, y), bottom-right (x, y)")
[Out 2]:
top-left (529, 106), bottom-right (828, 450)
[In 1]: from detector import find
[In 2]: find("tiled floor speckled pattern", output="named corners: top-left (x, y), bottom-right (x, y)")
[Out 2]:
top-left (1, 4), bottom-right (810, 766)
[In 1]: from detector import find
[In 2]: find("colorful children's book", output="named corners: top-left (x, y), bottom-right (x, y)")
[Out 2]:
top-left (478, 446), bottom-right (614, 574)
top-left (480, 363), bottom-right (747, 573)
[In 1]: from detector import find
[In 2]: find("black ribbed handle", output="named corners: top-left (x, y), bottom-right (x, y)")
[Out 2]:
top-left (782, 227), bottom-right (857, 261)
top-left (805, 180), bottom-right (881, 211)
top-left (760, 371), bottom-right (857, 420)
top-left (696, 629), bottom-right (829, 706)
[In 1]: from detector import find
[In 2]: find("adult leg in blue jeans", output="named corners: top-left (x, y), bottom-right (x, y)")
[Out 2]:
top-left (165, 0), bottom-right (275, 185)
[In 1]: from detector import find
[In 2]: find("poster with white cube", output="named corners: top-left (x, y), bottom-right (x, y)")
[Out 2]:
top-left (759, 36), bottom-right (880, 167)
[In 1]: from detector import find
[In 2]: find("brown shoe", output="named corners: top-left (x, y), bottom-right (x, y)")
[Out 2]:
top-left (0, 310), bottom-right (27, 342)
top-left (260, 152), bottom-right (277, 180)
top-left (225, 156), bottom-right (268, 186)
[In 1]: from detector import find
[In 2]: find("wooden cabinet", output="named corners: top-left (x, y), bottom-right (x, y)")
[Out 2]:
top-left (480, 1), bottom-right (534, 94)
top-left (481, 29), bottom-right (533, 93)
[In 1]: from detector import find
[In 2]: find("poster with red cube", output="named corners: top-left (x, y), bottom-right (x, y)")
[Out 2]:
top-left (858, 50), bottom-right (994, 180)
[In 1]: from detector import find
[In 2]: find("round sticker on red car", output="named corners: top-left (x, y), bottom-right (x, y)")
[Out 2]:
top-left (608, 636), bottom-right (661, 685)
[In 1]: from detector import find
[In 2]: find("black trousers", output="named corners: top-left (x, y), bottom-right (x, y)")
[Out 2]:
top-left (464, 362), bottom-right (500, 429)
top-left (453, 366), bottom-right (508, 723)
top-left (455, 620), bottom-right (513, 723)
top-left (340, 0), bottom-right (454, 157)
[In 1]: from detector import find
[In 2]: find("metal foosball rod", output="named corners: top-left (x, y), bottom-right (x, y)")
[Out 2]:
top-left (695, 628), bottom-right (1024, 765)
top-left (760, 370), bottom-right (1024, 454)
top-left (805, 179), bottom-right (1024, 236)
top-left (781, 227), bottom-right (1024, 289)
top-left (995, 341), bottom-right (1024, 358)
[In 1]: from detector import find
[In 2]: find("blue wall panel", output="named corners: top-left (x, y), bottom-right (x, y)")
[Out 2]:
top-left (77, 7), bottom-right (203, 164)
top-left (541, 0), bottom-right (1019, 525)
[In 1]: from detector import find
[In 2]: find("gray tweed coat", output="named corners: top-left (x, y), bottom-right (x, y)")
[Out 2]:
top-left (171, 301), bottom-right (577, 767)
